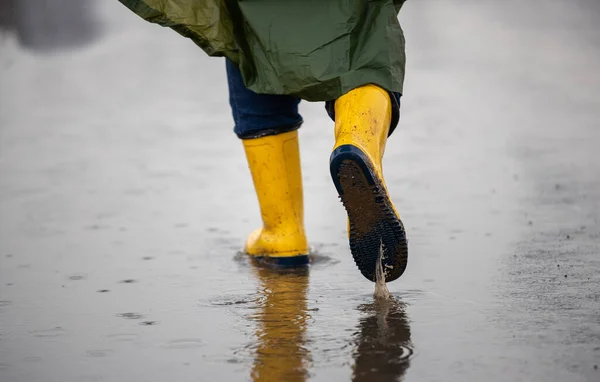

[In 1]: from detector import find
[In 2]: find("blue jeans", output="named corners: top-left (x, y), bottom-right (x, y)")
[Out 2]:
top-left (226, 59), bottom-right (401, 139)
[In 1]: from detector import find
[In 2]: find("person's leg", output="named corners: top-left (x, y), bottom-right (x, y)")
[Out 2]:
top-left (226, 59), bottom-right (309, 266)
top-left (227, 59), bottom-right (302, 139)
top-left (328, 85), bottom-right (408, 282)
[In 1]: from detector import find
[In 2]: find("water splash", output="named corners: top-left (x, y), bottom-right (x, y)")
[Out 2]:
top-left (373, 239), bottom-right (391, 300)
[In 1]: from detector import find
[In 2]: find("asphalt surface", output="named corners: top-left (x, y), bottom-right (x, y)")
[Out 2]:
top-left (1, 1), bottom-right (599, 381)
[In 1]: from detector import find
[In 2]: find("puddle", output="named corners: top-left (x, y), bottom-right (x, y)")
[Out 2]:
top-left (233, 249), bottom-right (339, 270)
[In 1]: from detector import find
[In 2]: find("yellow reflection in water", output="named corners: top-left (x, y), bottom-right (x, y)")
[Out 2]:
top-left (250, 266), bottom-right (311, 382)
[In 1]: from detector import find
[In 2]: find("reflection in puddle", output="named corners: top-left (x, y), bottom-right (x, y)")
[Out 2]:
top-left (352, 298), bottom-right (413, 381)
top-left (249, 266), bottom-right (311, 382)
top-left (237, 253), bottom-right (412, 381)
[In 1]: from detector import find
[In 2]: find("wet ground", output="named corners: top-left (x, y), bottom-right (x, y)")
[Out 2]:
top-left (1, 1), bottom-right (599, 381)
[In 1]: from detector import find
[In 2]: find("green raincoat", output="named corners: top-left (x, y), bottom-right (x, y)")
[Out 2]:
top-left (118, 0), bottom-right (406, 101)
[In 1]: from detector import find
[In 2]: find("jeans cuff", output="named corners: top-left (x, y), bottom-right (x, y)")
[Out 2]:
top-left (237, 120), bottom-right (303, 140)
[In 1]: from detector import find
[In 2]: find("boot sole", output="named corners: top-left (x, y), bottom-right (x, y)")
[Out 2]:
top-left (330, 144), bottom-right (408, 282)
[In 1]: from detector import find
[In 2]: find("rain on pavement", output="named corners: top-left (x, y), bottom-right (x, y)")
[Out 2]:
top-left (1, 1), bottom-right (599, 381)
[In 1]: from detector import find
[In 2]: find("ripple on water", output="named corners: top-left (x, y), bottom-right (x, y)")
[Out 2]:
top-left (106, 333), bottom-right (138, 342)
top-left (207, 294), bottom-right (257, 307)
top-left (30, 327), bottom-right (67, 338)
top-left (203, 292), bottom-right (264, 322)
top-left (232, 249), bottom-right (339, 270)
top-left (161, 339), bottom-right (205, 349)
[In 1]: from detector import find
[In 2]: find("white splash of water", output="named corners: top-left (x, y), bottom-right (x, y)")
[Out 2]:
top-left (373, 239), bottom-right (391, 300)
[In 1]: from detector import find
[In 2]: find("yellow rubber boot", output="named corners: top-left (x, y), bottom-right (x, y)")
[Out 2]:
top-left (330, 85), bottom-right (408, 282)
top-left (243, 130), bottom-right (309, 266)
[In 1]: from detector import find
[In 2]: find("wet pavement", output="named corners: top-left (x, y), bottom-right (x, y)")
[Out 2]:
top-left (1, 0), bottom-right (599, 381)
